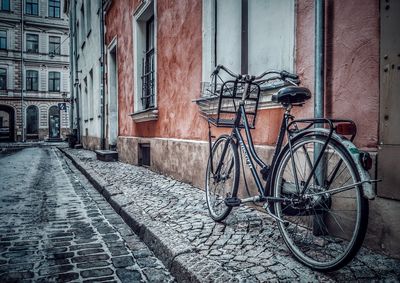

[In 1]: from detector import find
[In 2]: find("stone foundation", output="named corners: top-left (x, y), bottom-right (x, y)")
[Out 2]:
top-left (81, 135), bottom-right (101, 150)
top-left (117, 135), bottom-right (399, 258)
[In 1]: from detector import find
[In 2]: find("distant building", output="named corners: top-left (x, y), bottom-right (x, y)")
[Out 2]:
top-left (0, 0), bottom-right (70, 142)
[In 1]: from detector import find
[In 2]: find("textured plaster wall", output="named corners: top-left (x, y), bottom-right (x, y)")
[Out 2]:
top-left (296, 0), bottom-right (379, 149)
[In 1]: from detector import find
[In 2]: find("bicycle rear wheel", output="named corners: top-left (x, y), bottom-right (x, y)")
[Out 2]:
top-left (206, 135), bottom-right (239, 221)
top-left (273, 134), bottom-right (368, 271)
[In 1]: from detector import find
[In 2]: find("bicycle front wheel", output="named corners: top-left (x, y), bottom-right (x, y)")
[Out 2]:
top-left (273, 134), bottom-right (368, 271)
top-left (206, 135), bottom-right (239, 222)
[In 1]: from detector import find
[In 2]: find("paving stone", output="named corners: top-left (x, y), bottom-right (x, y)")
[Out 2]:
top-left (116, 268), bottom-right (142, 283)
top-left (80, 267), bottom-right (114, 278)
top-left (111, 256), bottom-right (135, 268)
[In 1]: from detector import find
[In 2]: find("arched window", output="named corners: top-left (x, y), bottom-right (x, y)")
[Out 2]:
top-left (26, 105), bottom-right (39, 135)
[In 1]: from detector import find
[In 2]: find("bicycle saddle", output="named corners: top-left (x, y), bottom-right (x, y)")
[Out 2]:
top-left (272, 86), bottom-right (311, 105)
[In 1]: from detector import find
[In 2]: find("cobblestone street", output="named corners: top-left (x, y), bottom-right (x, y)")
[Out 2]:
top-left (0, 147), bottom-right (174, 282)
top-left (61, 148), bottom-right (400, 282)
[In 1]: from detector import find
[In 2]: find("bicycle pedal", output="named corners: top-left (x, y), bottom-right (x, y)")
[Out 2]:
top-left (224, 197), bottom-right (241, 207)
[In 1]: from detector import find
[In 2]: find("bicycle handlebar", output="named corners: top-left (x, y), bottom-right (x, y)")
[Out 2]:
top-left (212, 64), bottom-right (299, 83)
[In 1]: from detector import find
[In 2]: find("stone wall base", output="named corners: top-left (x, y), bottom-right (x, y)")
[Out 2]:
top-left (117, 135), bottom-right (400, 259)
top-left (82, 135), bottom-right (101, 150)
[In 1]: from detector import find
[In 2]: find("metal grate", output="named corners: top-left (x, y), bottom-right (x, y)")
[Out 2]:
top-left (138, 143), bottom-right (150, 167)
top-left (141, 49), bottom-right (155, 109)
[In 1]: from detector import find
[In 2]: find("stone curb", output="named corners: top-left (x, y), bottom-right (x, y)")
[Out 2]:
top-left (58, 147), bottom-right (235, 283)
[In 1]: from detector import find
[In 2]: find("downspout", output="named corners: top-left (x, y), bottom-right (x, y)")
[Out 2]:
top-left (21, 2), bottom-right (24, 142)
top-left (313, 0), bottom-right (325, 235)
top-left (73, 1), bottom-right (81, 143)
top-left (314, 0), bottom-right (324, 119)
top-left (68, 3), bottom-right (74, 131)
top-left (100, 0), bottom-right (105, 149)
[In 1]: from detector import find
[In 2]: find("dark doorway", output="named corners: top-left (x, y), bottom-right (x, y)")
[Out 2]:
top-left (49, 105), bottom-right (60, 139)
top-left (26, 105), bottom-right (39, 139)
top-left (0, 105), bottom-right (15, 142)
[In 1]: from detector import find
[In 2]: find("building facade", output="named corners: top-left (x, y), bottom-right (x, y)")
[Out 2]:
top-left (100, 0), bottom-right (400, 258)
top-left (0, 0), bottom-right (70, 142)
top-left (64, 0), bottom-right (104, 150)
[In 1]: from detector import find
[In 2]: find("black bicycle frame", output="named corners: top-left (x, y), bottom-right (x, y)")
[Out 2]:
top-left (210, 99), bottom-right (357, 203)
top-left (231, 103), bottom-right (291, 199)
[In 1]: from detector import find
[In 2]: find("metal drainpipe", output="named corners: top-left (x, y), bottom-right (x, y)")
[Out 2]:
top-left (68, 5), bottom-right (74, 132)
top-left (314, 0), bottom-right (324, 119)
top-left (73, 1), bottom-right (81, 144)
top-left (21, 2), bottom-right (24, 142)
top-left (100, 0), bottom-right (106, 150)
top-left (313, 0), bottom-right (326, 236)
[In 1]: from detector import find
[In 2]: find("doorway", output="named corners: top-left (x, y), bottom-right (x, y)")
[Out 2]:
top-left (107, 40), bottom-right (118, 148)
top-left (48, 105), bottom-right (60, 139)
top-left (0, 105), bottom-right (15, 142)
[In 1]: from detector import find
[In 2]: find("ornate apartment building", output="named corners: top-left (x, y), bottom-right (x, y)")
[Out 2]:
top-left (0, 0), bottom-right (70, 142)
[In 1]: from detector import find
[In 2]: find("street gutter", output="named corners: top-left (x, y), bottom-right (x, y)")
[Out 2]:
top-left (58, 147), bottom-right (235, 283)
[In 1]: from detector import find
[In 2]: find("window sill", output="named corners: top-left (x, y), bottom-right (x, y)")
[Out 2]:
top-left (86, 29), bottom-right (92, 38)
top-left (130, 108), bottom-right (158, 123)
top-left (81, 41), bottom-right (86, 49)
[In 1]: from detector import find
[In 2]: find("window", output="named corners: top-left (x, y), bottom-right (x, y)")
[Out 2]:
top-left (0, 30), bottom-right (6, 50)
top-left (26, 70), bottom-right (38, 91)
top-left (134, 1), bottom-right (156, 113)
top-left (141, 16), bottom-right (155, 109)
top-left (80, 3), bottom-right (85, 45)
top-left (0, 68), bottom-right (6, 90)
top-left (0, 0), bottom-right (10, 11)
top-left (26, 0), bottom-right (39, 15)
top-left (86, 0), bottom-right (91, 35)
top-left (26, 34), bottom-right (39, 53)
top-left (202, 0), bottom-right (295, 80)
top-left (26, 105), bottom-right (39, 135)
top-left (49, 0), bottom-right (60, 18)
top-left (49, 36), bottom-right (61, 55)
top-left (48, 71), bottom-right (60, 92)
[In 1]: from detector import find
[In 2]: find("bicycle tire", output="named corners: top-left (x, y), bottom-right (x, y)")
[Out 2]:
top-left (205, 135), bottom-right (240, 221)
top-left (272, 134), bottom-right (368, 271)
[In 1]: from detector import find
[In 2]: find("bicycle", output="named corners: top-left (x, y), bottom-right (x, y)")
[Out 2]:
top-left (199, 65), bottom-right (378, 271)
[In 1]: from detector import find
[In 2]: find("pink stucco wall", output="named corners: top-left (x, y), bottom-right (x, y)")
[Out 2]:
top-left (296, 0), bottom-right (379, 149)
top-left (105, 0), bottom-right (379, 148)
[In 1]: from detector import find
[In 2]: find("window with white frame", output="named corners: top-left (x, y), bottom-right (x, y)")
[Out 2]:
top-left (133, 0), bottom-right (156, 113)
top-left (0, 30), bottom-right (6, 50)
top-left (26, 70), bottom-right (39, 91)
top-left (202, 0), bottom-right (295, 81)
top-left (49, 0), bottom-right (60, 18)
top-left (48, 71), bottom-right (60, 92)
top-left (26, 33), bottom-right (39, 53)
top-left (0, 0), bottom-right (10, 12)
top-left (85, 0), bottom-right (91, 36)
top-left (80, 3), bottom-right (85, 46)
top-left (0, 68), bottom-right (6, 90)
top-left (49, 36), bottom-right (61, 55)
top-left (26, 0), bottom-right (39, 15)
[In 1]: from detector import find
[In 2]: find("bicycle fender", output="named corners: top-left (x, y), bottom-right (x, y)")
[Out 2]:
top-left (341, 140), bottom-right (376, 200)
top-left (293, 128), bottom-right (376, 200)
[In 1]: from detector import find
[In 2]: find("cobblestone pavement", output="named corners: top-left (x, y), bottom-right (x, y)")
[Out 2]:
top-left (0, 147), bottom-right (175, 282)
top-left (61, 148), bottom-right (400, 282)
